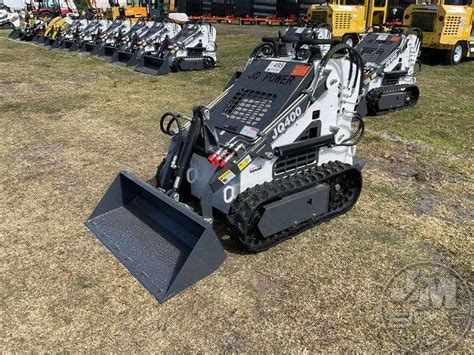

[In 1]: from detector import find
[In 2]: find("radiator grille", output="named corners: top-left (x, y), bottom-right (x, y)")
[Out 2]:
top-left (223, 89), bottom-right (276, 126)
top-left (382, 75), bottom-right (401, 86)
top-left (334, 13), bottom-right (352, 30)
top-left (274, 126), bottom-right (319, 175)
top-left (359, 47), bottom-right (385, 63)
top-left (443, 16), bottom-right (461, 36)
top-left (411, 11), bottom-right (436, 33)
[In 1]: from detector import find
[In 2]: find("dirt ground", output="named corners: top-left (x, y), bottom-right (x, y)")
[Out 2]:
top-left (1, 25), bottom-right (473, 351)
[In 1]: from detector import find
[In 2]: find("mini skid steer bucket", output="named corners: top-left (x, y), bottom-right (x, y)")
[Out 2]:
top-left (8, 28), bottom-right (21, 39)
top-left (135, 52), bottom-right (172, 75)
top-left (34, 34), bottom-right (45, 44)
top-left (111, 50), bottom-right (136, 66)
top-left (80, 42), bottom-right (99, 53)
top-left (61, 39), bottom-right (77, 50)
top-left (85, 171), bottom-right (226, 303)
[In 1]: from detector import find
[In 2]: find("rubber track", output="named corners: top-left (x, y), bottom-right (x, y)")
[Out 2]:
top-left (367, 84), bottom-right (419, 116)
top-left (227, 161), bottom-right (362, 252)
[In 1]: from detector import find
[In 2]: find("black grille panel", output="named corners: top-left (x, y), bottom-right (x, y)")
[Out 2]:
top-left (274, 151), bottom-right (318, 175)
top-left (360, 47), bottom-right (385, 63)
top-left (274, 125), bottom-right (320, 175)
top-left (310, 11), bottom-right (327, 24)
top-left (412, 12), bottom-right (436, 33)
top-left (382, 75), bottom-right (401, 86)
top-left (223, 89), bottom-right (276, 126)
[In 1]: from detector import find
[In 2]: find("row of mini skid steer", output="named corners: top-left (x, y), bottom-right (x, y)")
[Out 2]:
top-left (82, 24), bottom-right (423, 302)
top-left (9, 15), bottom-right (218, 76)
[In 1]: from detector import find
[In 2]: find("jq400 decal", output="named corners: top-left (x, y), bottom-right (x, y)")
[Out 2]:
top-left (271, 106), bottom-right (303, 139)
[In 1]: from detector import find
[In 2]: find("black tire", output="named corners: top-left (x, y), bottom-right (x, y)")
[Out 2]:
top-left (203, 56), bottom-right (215, 69)
top-left (341, 34), bottom-right (358, 47)
top-left (446, 42), bottom-right (464, 65)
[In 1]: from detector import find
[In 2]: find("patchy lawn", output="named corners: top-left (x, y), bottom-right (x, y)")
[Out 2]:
top-left (1, 26), bottom-right (472, 352)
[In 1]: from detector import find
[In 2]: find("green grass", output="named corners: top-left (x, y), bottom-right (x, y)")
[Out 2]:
top-left (365, 60), bottom-right (474, 151)
top-left (1, 26), bottom-right (473, 352)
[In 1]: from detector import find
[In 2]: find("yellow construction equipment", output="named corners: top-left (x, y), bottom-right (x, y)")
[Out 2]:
top-left (107, 0), bottom-right (148, 21)
top-left (403, 0), bottom-right (474, 64)
top-left (43, 16), bottom-right (69, 38)
top-left (106, 0), bottom-right (175, 21)
top-left (307, 0), bottom-right (389, 46)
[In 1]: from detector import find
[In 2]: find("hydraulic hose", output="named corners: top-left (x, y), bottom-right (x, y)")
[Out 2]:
top-left (160, 112), bottom-right (184, 171)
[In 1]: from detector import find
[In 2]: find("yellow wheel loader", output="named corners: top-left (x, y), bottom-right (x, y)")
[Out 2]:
top-left (307, 0), bottom-right (389, 46)
top-left (403, 0), bottom-right (474, 64)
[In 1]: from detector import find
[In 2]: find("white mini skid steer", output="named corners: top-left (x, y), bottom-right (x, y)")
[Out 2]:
top-left (81, 19), bottom-right (131, 54)
top-left (0, 5), bottom-right (20, 30)
top-left (86, 33), bottom-right (367, 302)
top-left (135, 22), bottom-right (217, 75)
top-left (52, 19), bottom-right (88, 48)
top-left (76, 19), bottom-right (111, 52)
top-left (355, 28), bottom-right (421, 116)
top-left (61, 19), bottom-right (109, 51)
top-left (98, 20), bottom-right (150, 59)
top-left (112, 21), bottom-right (181, 67)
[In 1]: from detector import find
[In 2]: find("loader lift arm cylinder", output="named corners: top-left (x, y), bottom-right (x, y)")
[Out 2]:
top-left (172, 106), bottom-right (208, 193)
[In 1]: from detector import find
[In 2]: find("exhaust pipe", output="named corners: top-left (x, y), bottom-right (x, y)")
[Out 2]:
top-left (85, 171), bottom-right (226, 302)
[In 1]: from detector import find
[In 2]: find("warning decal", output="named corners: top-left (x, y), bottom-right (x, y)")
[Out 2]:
top-left (218, 170), bottom-right (236, 184)
top-left (291, 65), bottom-right (311, 76)
top-left (238, 155), bottom-right (252, 171)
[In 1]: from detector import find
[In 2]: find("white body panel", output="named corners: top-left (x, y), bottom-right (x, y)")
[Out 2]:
top-left (189, 55), bottom-right (362, 214)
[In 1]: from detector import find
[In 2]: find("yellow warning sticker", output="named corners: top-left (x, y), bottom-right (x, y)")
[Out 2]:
top-left (238, 155), bottom-right (252, 171)
top-left (218, 170), bottom-right (236, 184)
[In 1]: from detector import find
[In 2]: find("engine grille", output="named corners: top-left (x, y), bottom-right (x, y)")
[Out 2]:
top-left (223, 89), bottom-right (276, 126)
top-left (334, 13), bottom-right (352, 30)
top-left (382, 74), bottom-right (401, 86)
top-left (411, 11), bottom-right (436, 33)
top-left (359, 47), bottom-right (385, 63)
top-left (274, 126), bottom-right (319, 175)
top-left (443, 16), bottom-right (461, 36)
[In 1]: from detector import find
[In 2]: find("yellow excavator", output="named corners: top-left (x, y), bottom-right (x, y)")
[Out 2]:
top-left (307, 0), bottom-right (389, 46)
top-left (403, 0), bottom-right (474, 64)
